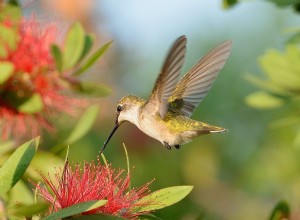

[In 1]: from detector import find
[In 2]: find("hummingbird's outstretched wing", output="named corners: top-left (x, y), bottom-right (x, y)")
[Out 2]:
top-left (147, 35), bottom-right (187, 118)
top-left (168, 40), bottom-right (232, 117)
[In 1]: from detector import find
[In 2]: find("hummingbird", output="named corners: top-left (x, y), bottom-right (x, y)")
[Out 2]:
top-left (101, 35), bottom-right (232, 153)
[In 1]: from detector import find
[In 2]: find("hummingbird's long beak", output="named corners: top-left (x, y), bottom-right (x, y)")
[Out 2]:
top-left (100, 116), bottom-right (120, 154)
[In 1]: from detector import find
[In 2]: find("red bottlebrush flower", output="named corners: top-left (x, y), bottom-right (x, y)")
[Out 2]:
top-left (33, 160), bottom-right (153, 219)
top-left (0, 17), bottom-right (86, 140)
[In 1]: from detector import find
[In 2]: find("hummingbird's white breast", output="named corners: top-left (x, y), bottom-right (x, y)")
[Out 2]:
top-left (137, 105), bottom-right (182, 146)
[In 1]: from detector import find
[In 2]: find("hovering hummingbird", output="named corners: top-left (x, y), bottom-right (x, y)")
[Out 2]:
top-left (101, 35), bottom-right (232, 153)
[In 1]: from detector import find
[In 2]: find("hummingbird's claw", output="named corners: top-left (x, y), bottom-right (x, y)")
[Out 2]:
top-left (163, 142), bottom-right (172, 150)
top-left (175, 144), bottom-right (181, 149)
top-left (163, 142), bottom-right (181, 149)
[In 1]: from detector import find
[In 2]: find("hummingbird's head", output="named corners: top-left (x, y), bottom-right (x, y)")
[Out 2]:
top-left (100, 95), bottom-right (145, 154)
top-left (115, 95), bottom-right (145, 124)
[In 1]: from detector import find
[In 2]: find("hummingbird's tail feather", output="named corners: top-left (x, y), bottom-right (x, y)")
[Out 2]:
top-left (198, 124), bottom-right (227, 134)
top-left (180, 123), bottom-right (227, 144)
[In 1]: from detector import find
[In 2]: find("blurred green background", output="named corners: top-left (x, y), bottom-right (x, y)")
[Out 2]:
top-left (28, 0), bottom-right (300, 219)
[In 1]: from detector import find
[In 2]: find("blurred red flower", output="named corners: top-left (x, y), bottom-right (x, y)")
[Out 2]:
top-left (0, 17), bottom-right (86, 140)
top-left (33, 160), bottom-right (153, 219)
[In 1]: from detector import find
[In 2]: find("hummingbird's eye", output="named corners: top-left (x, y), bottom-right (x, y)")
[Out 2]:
top-left (117, 105), bottom-right (123, 112)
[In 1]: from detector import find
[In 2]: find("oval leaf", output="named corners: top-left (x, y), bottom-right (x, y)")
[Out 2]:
top-left (269, 0), bottom-right (299, 7)
top-left (269, 200), bottom-right (290, 220)
top-left (51, 105), bottom-right (100, 153)
top-left (287, 32), bottom-right (300, 44)
top-left (136, 186), bottom-right (193, 212)
top-left (51, 44), bottom-right (63, 72)
top-left (0, 23), bottom-right (19, 51)
top-left (271, 116), bottom-right (300, 129)
top-left (0, 61), bottom-right (14, 84)
top-left (64, 104), bottom-right (100, 144)
top-left (9, 202), bottom-right (49, 217)
top-left (138, 213), bottom-right (161, 220)
top-left (0, 137), bottom-right (39, 195)
top-left (0, 140), bottom-right (14, 155)
top-left (0, 5), bottom-right (21, 22)
top-left (26, 151), bottom-right (64, 180)
top-left (79, 34), bottom-right (95, 61)
top-left (259, 45), bottom-right (300, 91)
top-left (8, 180), bottom-right (34, 204)
top-left (222, 0), bottom-right (238, 9)
top-left (74, 41), bottom-right (113, 76)
top-left (245, 91), bottom-right (284, 109)
top-left (62, 22), bottom-right (85, 70)
top-left (8, 0), bottom-right (19, 6)
top-left (75, 214), bottom-right (126, 220)
top-left (18, 93), bottom-right (43, 114)
top-left (0, 42), bottom-right (8, 58)
top-left (42, 200), bottom-right (107, 220)
top-left (75, 82), bottom-right (111, 97)
top-left (245, 74), bottom-right (290, 96)
top-left (3, 92), bottom-right (43, 114)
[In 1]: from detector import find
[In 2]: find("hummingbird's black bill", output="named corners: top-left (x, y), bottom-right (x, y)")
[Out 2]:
top-left (100, 122), bottom-right (119, 154)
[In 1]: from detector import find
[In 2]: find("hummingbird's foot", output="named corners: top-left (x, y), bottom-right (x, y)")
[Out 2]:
top-left (174, 144), bottom-right (181, 149)
top-left (163, 142), bottom-right (172, 150)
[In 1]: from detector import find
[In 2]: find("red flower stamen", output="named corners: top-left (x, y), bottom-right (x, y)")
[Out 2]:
top-left (32, 160), bottom-right (154, 219)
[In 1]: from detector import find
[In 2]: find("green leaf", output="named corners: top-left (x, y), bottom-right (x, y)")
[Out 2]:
top-left (51, 105), bottom-right (100, 153)
top-left (42, 200), bottom-right (107, 220)
top-left (0, 137), bottom-right (39, 195)
top-left (136, 186), bottom-right (193, 212)
top-left (0, 5), bottom-right (21, 22)
top-left (139, 213), bottom-right (161, 220)
top-left (62, 23), bottom-right (85, 71)
top-left (18, 93), bottom-right (43, 114)
top-left (0, 61), bottom-right (14, 84)
top-left (74, 41), bottom-right (113, 76)
top-left (259, 45), bottom-right (300, 91)
top-left (26, 151), bottom-right (64, 180)
top-left (0, 23), bottom-right (19, 52)
top-left (267, 0), bottom-right (300, 7)
top-left (269, 200), bottom-right (290, 220)
top-left (51, 44), bottom-right (63, 72)
top-left (2, 92), bottom-right (44, 114)
top-left (245, 74), bottom-right (291, 96)
top-left (293, 130), bottom-right (300, 147)
top-left (286, 32), bottom-right (300, 44)
top-left (8, 0), bottom-right (20, 6)
top-left (0, 42), bottom-right (7, 58)
top-left (222, 0), bottom-right (238, 9)
top-left (0, 140), bottom-right (14, 155)
top-left (75, 82), bottom-right (112, 97)
top-left (79, 34), bottom-right (95, 61)
top-left (75, 214), bottom-right (126, 220)
top-left (9, 202), bottom-right (49, 216)
top-left (271, 115), bottom-right (300, 128)
top-left (64, 104), bottom-right (100, 144)
top-left (8, 180), bottom-right (34, 204)
top-left (245, 91), bottom-right (284, 109)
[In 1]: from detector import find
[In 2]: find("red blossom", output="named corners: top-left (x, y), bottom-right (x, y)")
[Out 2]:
top-left (0, 17), bottom-right (87, 140)
top-left (7, 19), bottom-right (56, 73)
top-left (33, 160), bottom-right (153, 219)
